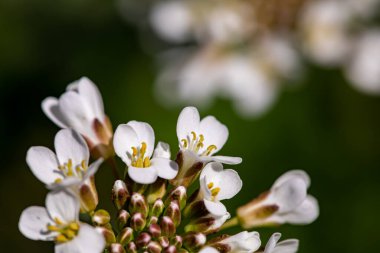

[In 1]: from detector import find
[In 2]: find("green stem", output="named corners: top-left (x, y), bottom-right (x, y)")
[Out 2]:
top-left (220, 216), bottom-right (239, 231)
top-left (107, 156), bottom-right (120, 180)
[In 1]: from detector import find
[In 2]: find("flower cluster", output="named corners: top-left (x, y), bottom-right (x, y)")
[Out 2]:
top-left (19, 78), bottom-right (319, 253)
top-left (120, 0), bottom-right (380, 117)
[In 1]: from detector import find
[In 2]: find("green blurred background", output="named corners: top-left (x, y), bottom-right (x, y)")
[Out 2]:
top-left (1, 0), bottom-right (380, 252)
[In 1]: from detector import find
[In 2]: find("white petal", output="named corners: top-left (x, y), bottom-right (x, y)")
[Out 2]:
top-left (151, 157), bottom-right (179, 180)
top-left (54, 129), bottom-right (89, 167)
top-left (26, 146), bottom-right (60, 185)
top-left (46, 190), bottom-right (79, 223)
top-left (55, 223), bottom-right (105, 253)
top-left (222, 231), bottom-right (261, 252)
top-left (273, 170), bottom-right (311, 189)
top-left (209, 212), bottom-right (231, 231)
top-left (83, 158), bottom-right (103, 181)
top-left (41, 97), bottom-right (68, 128)
top-left (199, 116), bottom-right (228, 154)
top-left (203, 199), bottom-right (227, 216)
top-left (127, 121), bottom-right (155, 158)
top-left (47, 177), bottom-right (82, 190)
top-left (176, 106), bottom-right (200, 143)
top-left (271, 176), bottom-right (308, 213)
top-left (209, 155), bottom-right (242, 165)
top-left (77, 77), bottom-right (105, 121)
top-left (272, 239), bottom-right (299, 253)
top-left (279, 195), bottom-right (319, 225)
top-left (153, 141), bottom-right (171, 159)
top-left (19, 206), bottom-right (55, 241)
top-left (128, 166), bottom-right (158, 184)
top-left (199, 247), bottom-right (220, 253)
top-left (264, 233), bottom-right (282, 253)
top-left (113, 124), bottom-right (139, 165)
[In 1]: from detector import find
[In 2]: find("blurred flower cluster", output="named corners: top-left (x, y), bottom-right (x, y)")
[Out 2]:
top-left (120, 0), bottom-right (380, 117)
top-left (19, 78), bottom-right (319, 253)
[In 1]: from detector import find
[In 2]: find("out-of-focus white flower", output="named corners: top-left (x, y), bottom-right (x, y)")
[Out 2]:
top-left (42, 77), bottom-right (113, 156)
top-left (113, 121), bottom-right (178, 184)
top-left (199, 162), bottom-right (242, 217)
top-left (346, 30), bottom-right (380, 95)
top-left (176, 106), bottom-right (242, 165)
top-left (237, 170), bottom-right (319, 228)
top-left (222, 231), bottom-right (261, 253)
top-left (346, 0), bottom-right (379, 18)
top-left (19, 190), bottom-right (105, 253)
top-left (26, 129), bottom-right (102, 212)
top-left (262, 233), bottom-right (299, 253)
top-left (300, 0), bottom-right (353, 66)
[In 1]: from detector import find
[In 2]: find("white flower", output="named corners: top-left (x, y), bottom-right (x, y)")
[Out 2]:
top-left (346, 30), bottom-right (380, 95)
top-left (26, 129), bottom-right (102, 212)
top-left (200, 162), bottom-right (242, 216)
top-left (177, 106), bottom-right (242, 165)
top-left (263, 233), bottom-right (299, 253)
top-left (18, 190), bottom-right (105, 253)
top-left (113, 121), bottom-right (178, 184)
top-left (42, 77), bottom-right (113, 149)
top-left (237, 170), bottom-right (319, 228)
top-left (221, 231), bottom-right (261, 253)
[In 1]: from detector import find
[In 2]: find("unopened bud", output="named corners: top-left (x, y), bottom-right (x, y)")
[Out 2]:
top-left (147, 178), bottom-right (167, 204)
top-left (112, 180), bottom-right (130, 210)
top-left (96, 226), bottom-right (116, 246)
top-left (163, 245), bottom-right (177, 253)
top-left (170, 150), bottom-right (204, 187)
top-left (126, 242), bottom-right (137, 253)
top-left (129, 193), bottom-right (149, 217)
top-left (147, 241), bottom-right (162, 253)
top-left (165, 186), bottom-right (187, 210)
top-left (160, 216), bottom-right (176, 237)
top-left (151, 199), bottom-right (164, 217)
top-left (171, 235), bottom-right (182, 248)
top-left (79, 179), bottom-right (99, 213)
top-left (164, 200), bottom-right (181, 227)
top-left (148, 223), bottom-right (161, 238)
top-left (183, 198), bottom-right (207, 219)
top-left (117, 209), bottom-right (130, 230)
top-left (117, 227), bottom-right (134, 246)
top-left (148, 216), bottom-right (159, 225)
top-left (109, 243), bottom-right (126, 253)
top-left (158, 236), bottom-right (170, 248)
top-left (92, 209), bottom-right (111, 226)
top-left (182, 232), bottom-right (207, 251)
top-left (136, 232), bottom-right (152, 248)
top-left (131, 212), bottom-right (146, 231)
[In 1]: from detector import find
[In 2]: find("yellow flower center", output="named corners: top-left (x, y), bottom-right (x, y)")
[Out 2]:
top-left (131, 142), bottom-right (151, 168)
top-left (181, 131), bottom-right (217, 156)
top-left (207, 182), bottom-right (221, 201)
top-left (47, 218), bottom-right (80, 243)
top-left (55, 159), bottom-right (87, 183)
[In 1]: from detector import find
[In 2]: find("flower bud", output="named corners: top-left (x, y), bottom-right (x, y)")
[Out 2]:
top-left (96, 226), bottom-right (116, 246)
top-left (112, 180), bottom-right (130, 210)
top-left (171, 235), bottom-right (182, 248)
top-left (170, 150), bottom-right (204, 187)
top-left (160, 216), bottom-right (176, 237)
top-left (131, 212), bottom-right (147, 231)
top-left (182, 232), bottom-right (207, 251)
top-left (151, 199), bottom-right (164, 217)
top-left (79, 178), bottom-right (99, 213)
top-left (147, 241), bottom-right (162, 253)
top-left (117, 227), bottom-right (134, 246)
top-left (129, 193), bottom-right (149, 217)
top-left (90, 117), bottom-right (114, 160)
top-left (164, 200), bottom-right (181, 227)
top-left (163, 245), bottom-right (177, 253)
top-left (109, 243), bottom-right (126, 253)
top-left (126, 242), bottom-right (137, 253)
top-left (148, 223), bottom-right (161, 238)
top-left (183, 200), bottom-right (208, 219)
top-left (117, 210), bottom-right (130, 230)
top-left (92, 209), bottom-right (111, 226)
top-left (165, 186), bottom-right (187, 210)
top-left (158, 236), bottom-right (170, 248)
top-left (136, 232), bottom-right (152, 248)
top-left (147, 179), bottom-right (167, 204)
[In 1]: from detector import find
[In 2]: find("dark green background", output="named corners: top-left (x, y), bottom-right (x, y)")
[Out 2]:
top-left (1, 0), bottom-right (380, 252)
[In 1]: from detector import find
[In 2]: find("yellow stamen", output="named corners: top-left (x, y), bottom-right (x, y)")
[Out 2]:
top-left (191, 131), bottom-right (197, 141)
top-left (181, 139), bottom-right (188, 148)
top-left (47, 225), bottom-right (60, 231)
top-left (54, 178), bottom-right (62, 183)
top-left (81, 160), bottom-right (87, 171)
top-left (67, 159), bottom-right (73, 176)
top-left (140, 142), bottom-right (147, 157)
top-left (211, 187), bottom-right (220, 197)
top-left (54, 218), bottom-right (64, 225)
top-left (205, 145), bottom-right (217, 155)
top-left (132, 147), bottom-right (138, 157)
top-left (55, 234), bottom-right (68, 243)
top-left (207, 182), bottom-right (214, 189)
top-left (199, 134), bottom-right (204, 142)
top-left (69, 222), bottom-right (79, 231)
top-left (143, 157), bottom-right (151, 167)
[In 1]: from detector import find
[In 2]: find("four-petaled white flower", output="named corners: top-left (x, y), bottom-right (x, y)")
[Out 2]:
top-left (42, 77), bottom-right (113, 150)
top-left (177, 106), bottom-right (242, 165)
top-left (26, 129), bottom-right (103, 212)
top-left (19, 190), bottom-right (105, 253)
top-left (262, 233), bottom-right (299, 253)
top-left (237, 170), bottom-right (319, 228)
top-left (113, 121), bottom-right (179, 184)
top-left (200, 162), bottom-right (242, 216)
